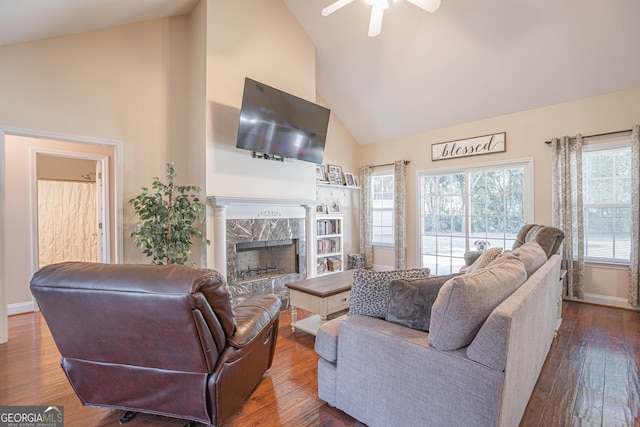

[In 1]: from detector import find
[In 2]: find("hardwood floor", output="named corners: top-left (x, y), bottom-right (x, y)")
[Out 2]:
top-left (1, 301), bottom-right (639, 426)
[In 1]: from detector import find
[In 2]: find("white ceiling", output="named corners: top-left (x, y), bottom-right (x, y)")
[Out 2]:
top-left (0, 0), bottom-right (198, 46)
top-left (286, 0), bottom-right (640, 144)
top-left (1, 0), bottom-right (639, 145)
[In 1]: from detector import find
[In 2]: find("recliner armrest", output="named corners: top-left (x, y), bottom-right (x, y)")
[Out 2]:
top-left (228, 294), bottom-right (281, 348)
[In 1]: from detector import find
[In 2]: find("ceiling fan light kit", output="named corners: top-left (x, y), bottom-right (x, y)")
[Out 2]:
top-left (322, 0), bottom-right (441, 37)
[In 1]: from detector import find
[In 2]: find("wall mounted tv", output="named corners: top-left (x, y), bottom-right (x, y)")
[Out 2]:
top-left (236, 77), bottom-right (330, 164)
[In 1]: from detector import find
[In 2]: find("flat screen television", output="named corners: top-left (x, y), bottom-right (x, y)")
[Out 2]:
top-left (236, 77), bottom-right (330, 164)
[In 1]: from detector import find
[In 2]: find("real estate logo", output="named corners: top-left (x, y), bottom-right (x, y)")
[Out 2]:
top-left (0, 406), bottom-right (64, 427)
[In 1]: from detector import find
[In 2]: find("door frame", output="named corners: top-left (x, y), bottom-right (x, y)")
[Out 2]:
top-left (32, 149), bottom-right (110, 266)
top-left (0, 126), bottom-right (123, 343)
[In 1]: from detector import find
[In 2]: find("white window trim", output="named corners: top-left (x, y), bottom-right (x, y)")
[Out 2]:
top-left (582, 138), bottom-right (632, 265)
top-left (415, 157), bottom-right (535, 269)
top-left (371, 169), bottom-right (394, 247)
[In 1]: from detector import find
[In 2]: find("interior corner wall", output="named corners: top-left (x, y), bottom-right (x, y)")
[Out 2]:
top-left (315, 93), bottom-right (361, 258)
top-left (0, 17), bottom-right (190, 270)
top-left (187, 0), bottom-right (209, 267)
top-left (359, 86), bottom-right (640, 306)
top-left (204, 0), bottom-right (319, 200)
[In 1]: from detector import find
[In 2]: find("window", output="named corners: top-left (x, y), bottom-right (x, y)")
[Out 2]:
top-left (372, 173), bottom-right (394, 245)
top-left (419, 160), bottom-right (532, 275)
top-left (583, 142), bottom-right (632, 263)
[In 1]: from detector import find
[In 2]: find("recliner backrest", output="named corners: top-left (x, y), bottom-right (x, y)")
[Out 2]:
top-left (512, 224), bottom-right (564, 258)
top-left (30, 262), bottom-right (236, 374)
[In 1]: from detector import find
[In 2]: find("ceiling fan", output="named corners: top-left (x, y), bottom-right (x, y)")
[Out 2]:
top-left (322, 0), bottom-right (442, 37)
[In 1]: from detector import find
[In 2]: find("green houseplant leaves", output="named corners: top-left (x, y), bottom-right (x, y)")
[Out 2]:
top-left (129, 162), bottom-right (209, 265)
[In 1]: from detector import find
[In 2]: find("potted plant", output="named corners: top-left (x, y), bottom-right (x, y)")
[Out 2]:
top-left (129, 162), bottom-right (209, 265)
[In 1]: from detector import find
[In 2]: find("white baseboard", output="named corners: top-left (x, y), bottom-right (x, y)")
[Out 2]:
top-left (8, 301), bottom-right (35, 316)
top-left (566, 293), bottom-right (639, 311)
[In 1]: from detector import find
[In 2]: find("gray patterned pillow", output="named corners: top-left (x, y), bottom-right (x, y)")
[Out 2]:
top-left (348, 268), bottom-right (431, 318)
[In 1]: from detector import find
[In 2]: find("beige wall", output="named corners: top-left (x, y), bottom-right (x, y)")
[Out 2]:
top-left (0, 0), bottom-right (361, 336)
top-left (201, 0), bottom-right (360, 269)
top-left (0, 17), bottom-right (191, 263)
top-left (0, 16), bottom-right (191, 340)
top-left (360, 86), bottom-right (640, 307)
top-left (205, 0), bottom-right (318, 201)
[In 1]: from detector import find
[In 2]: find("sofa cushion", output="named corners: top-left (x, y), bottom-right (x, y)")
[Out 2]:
top-left (507, 241), bottom-right (547, 278)
top-left (428, 256), bottom-right (528, 351)
top-left (385, 274), bottom-right (460, 331)
top-left (460, 247), bottom-right (503, 273)
top-left (348, 268), bottom-right (431, 319)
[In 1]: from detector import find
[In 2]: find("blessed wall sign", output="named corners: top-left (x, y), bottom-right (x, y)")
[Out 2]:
top-left (431, 132), bottom-right (506, 161)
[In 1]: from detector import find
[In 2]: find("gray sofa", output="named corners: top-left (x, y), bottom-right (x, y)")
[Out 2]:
top-left (315, 242), bottom-right (562, 427)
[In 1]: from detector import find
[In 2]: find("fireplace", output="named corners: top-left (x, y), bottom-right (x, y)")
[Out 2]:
top-left (208, 197), bottom-right (317, 309)
top-left (235, 239), bottom-right (299, 283)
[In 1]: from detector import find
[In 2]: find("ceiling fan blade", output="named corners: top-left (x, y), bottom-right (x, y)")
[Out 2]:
top-left (368, 5), bottom-right (385, 37)
top-left (406, 0), bottom-right (441, 13)
top-left (322, 0), bottom-right (355, 16)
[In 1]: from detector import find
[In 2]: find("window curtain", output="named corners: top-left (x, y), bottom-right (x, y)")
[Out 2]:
top-left (38, 180), bottom-right (98, 268)
top-left (551, 135), bottom-right (585, 299)
top-left (629, 125), bottom-right (640, 306)
top-left (359, 165), bottom-right (373, 269)
top-left (394, 160), bottom-right (407, 270)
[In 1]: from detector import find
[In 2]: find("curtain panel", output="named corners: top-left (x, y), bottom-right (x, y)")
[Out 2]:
top-left (551, 135), bottom-right (585, 299)
top-left (393, 160), bottom-right (407, 270)
top-left (38, 180), bottom-right (98, 268)
top-left (629, 125), bottom-right (640, 306)
top-left (359, 165), bottom-right (373, 269)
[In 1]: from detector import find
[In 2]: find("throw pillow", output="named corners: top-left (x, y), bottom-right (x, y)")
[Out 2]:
top-left (348, 268), bottom-right (431, 319)
top-left (428, 256), bottom-right (527, 351)
top-left (460, 246), bottom-right (503, 273)
top-left (385, 273), bottom-right (461, 331)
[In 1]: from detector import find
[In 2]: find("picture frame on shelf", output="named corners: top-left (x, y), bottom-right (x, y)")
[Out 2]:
top-left (315, 164), bottom-right (328, 182)
top-left (316, 203), bottom-right (327, 214)
top-left (327, 164), bottom-right (343, 185)
top-left (344, 172), bottom-right (357, 187)
top-left (328, 199), bottom-right (341, 213)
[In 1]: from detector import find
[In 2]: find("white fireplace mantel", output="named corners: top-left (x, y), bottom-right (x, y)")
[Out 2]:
top-left (209, 196), bottom-right (317, 207)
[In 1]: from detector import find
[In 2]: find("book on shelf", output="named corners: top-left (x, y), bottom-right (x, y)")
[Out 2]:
top-left (317, 219), bottom-right (341, 235)
top-left (317, 238), bottom-right (338, 255)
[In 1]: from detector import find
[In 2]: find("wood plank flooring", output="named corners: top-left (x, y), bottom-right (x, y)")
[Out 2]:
top-left (1, 301), bottom-right (639, 426)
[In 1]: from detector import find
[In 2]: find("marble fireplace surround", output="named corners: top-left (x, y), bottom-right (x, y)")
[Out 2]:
top-left (208, 197), bottom-right (317, 307)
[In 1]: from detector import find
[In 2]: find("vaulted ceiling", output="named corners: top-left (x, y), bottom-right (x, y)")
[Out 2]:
top-left (1, 0), bottom-right (639, 145)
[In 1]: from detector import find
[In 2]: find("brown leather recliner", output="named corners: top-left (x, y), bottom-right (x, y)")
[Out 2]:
top-left (30, 262), bottom-right (281, 427)
top-left (464, 224), bottom-right (565, 266)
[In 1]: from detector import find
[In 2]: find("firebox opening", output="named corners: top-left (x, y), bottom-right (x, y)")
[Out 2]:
top-left (236, 239), bottom-right (299, 283)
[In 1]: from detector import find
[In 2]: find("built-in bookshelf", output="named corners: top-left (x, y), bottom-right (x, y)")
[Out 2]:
top-left (315, 215), bottom-right (343, 276)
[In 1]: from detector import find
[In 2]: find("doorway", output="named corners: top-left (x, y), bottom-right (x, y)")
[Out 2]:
top-left (36, 154), bottom-right (104, 267)
top-left (1, 130), bottom-right (121, 343)
top-left (1, 132), bottom-right (118, 317)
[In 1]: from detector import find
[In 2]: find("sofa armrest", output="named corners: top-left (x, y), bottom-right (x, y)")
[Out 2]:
top-left (315, 315), bottom-right (346, 363)
top-left (228, 295), bottom-right (281, 348)
top-left (333, 315), bottom-right (504, 427)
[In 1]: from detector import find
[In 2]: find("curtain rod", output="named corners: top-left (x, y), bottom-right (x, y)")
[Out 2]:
top-left (371, 160), bottom-right (410, 168)
top-left (544, 129), bottom-right (632, 144)
top-left (38, 178), bottom-right (95, 183)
